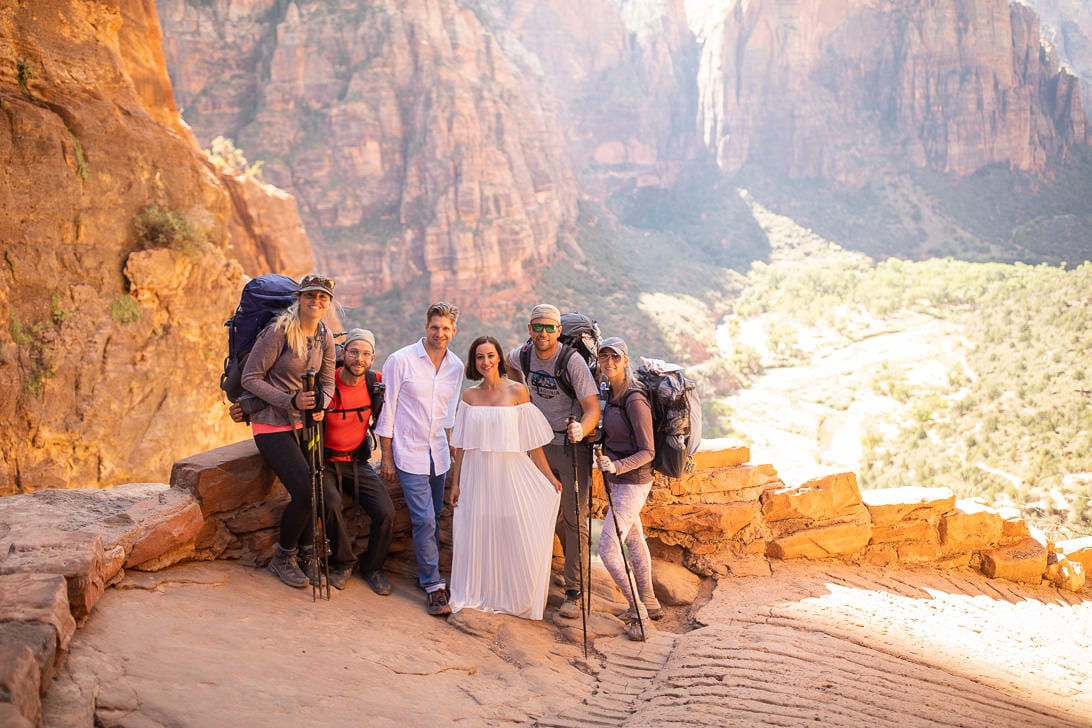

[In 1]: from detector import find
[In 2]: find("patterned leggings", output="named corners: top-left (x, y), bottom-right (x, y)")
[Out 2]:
top-left (598, 480), bottom-right (655, 616)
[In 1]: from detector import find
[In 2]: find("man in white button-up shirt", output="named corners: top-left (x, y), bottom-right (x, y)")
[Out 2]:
top-left (375, 302), bottom-right (464, 616)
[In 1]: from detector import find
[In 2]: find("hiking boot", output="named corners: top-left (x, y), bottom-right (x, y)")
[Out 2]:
top-left (299, 546), bottom-right (322, 587)
top-left (267, 545), bottom-right (308, 589)
top-left (364, 570), bottom-right (393, 596)
top-left (624, 617), bottom-right (648, 642)
top-left (558, 590), bottom-right (581, 619)
top-left (426, 588), bottom-right (451, 616)
top-left (328, 566), bottom-right (352, 591)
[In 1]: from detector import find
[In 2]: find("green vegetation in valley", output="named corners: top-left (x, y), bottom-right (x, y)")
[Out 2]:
top-left (734, 256), bottom-right (1092, 536)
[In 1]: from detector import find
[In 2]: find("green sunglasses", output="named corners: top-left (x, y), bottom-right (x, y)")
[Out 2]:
top-left (530, 323), bottom-right (558, 333)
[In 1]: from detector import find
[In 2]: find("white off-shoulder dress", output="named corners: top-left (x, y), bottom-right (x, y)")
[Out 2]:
top-left (448, 402), bottom-right (561, 619)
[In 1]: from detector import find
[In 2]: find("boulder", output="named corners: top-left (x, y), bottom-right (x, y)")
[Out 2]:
top-left (0, 530), bottom-right (108, 623)
top-left (693, 440), bottom-right (750, 469)
top-left (1055, 535), bottom-right (1092, 575)
top-left (939, 500), bottom-right (1004, 554)
top-left (761, 472), bottom-right (865, 522)
top-left (766, 523), bottom-right (873, 560)
top-left (979, 537), bottom-right (1048, 585)
top-left (650, 559), bottom-right (703, 606)
top-left (0, 622), bottom-right (60, 690)
top-left (643, 502), bottom-right (761, 547)
top-left (664, 463), bottom-right (780, 504)
top-left (0, 485), bottom-right (208, 619)
top-left (0, 644), bottom-right (40, 727)
top-left (0, 574), bottom-right (76, 651)
top-left (170, 440), bottom-right (276, 516)
top-left (861, 486), bottom-right (956, 526)
top-left (1045, 556), bottom-right (1086, 592)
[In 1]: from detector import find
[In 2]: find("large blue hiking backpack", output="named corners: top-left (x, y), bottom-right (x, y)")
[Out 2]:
top-left (220, 274), bottom-right (299, 404)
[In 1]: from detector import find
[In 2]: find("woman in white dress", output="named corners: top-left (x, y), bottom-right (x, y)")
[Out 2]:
top-left (448, 335), bottom-right (563, 619)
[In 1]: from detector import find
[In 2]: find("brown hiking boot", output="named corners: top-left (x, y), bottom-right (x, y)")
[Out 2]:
top-left (267, 545), bottom-right (308, 589)
top-left (426, 588), bottom-right (451, 616)
top-left (298, 546), bottom-right (322, 587)
top-left (558, 590), bottom-right (581, 619)
top-left (624, 617), bottom-right (648, 642)
top-left (328, 566), bottom-right (352, 591)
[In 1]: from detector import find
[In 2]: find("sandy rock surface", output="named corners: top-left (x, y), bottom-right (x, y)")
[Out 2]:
top-left (43, 560), bottom-right (1091, 727)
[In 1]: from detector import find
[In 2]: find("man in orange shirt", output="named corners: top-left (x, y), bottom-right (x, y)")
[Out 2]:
top-left (322, 328), bottom-right (395, 594)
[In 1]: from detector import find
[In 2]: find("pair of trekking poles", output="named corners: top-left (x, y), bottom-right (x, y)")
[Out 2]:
top-left (567, 416), bottom-right (645, 658)
top-left (303, 370), bottom-right (332, 602)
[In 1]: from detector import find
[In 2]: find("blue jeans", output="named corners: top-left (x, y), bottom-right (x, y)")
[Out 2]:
top-left (396, 462), bottom-right (447, 591)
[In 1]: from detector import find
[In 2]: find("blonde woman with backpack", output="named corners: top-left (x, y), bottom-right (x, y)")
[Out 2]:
top-left (594, 337), bottom-right (663, 640)
top-left (240, 274), bottom-right (338, 589)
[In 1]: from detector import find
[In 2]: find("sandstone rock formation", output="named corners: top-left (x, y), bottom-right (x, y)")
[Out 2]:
top-left (0, 0), bottom-right (316, 493)
top-left (1022, 0), bottom-right (1092, 95)
top-left (692, 0), bottom-right (1089, 183)
top-left (158, 0), bottom-right (581, 305)
top-left (157, 0), bottom-right (1092, 314)
top-left (2, 439), bottom-right (1088, 725)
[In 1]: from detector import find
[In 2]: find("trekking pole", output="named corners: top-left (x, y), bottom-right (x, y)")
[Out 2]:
top-left (596, 443), bottom-right (645, 642)
top-left (303, 370), bottom-right (331, 601)
top-left (566, 416), bottom-right (589, 659)
top-left (591, 380), bottom-right (608, 630)
top-left (586, 458), bottom-right (593, 626)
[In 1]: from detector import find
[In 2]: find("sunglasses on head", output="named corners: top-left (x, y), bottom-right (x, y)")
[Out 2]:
top-left (300, 275), bottom-right (335, 290)
top-left (530, 323), bottom-right (558, 333)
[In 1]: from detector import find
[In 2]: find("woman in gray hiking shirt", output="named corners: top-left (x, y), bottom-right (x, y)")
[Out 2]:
top-left (595, 337), bottom-right (663, 640)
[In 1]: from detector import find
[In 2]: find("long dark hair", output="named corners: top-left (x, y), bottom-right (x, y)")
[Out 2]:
top-left (465, 335), bottom-right (507, 381)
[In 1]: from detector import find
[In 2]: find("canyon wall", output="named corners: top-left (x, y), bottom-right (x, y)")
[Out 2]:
top-left (159, 0), bottom-right (1091, 303)
top-left (158, 0), bottom-right (581, 305)
top-left (0, 0), bottom-right (313, 494)
top-left (691, 0), bottom-right (1089, 184)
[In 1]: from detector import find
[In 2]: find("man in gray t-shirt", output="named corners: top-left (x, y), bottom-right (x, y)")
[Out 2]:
top-left (506, 304), bottom-right (600, 619)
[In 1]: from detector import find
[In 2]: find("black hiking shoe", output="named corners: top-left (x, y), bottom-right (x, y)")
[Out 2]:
top-left (364, 570), bottom-right (393, 596)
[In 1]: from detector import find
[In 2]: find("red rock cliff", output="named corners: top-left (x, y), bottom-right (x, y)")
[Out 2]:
top-left (692, 0), bottom-right (1089, 183)
top-left (159, 0), bottom-right (580, 305)
top-left (0, 0), bottom-right (314, 493)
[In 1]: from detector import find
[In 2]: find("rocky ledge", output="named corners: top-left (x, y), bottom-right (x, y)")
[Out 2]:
top-left (1, 441), bottom-right (1089, 726)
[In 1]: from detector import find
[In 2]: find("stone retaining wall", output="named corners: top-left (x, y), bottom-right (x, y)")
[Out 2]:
top-left (1, 439), bottom-right (1089, 726)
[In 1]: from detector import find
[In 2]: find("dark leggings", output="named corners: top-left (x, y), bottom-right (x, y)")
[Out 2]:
top-left (255, 430), bottom-right (322, 550)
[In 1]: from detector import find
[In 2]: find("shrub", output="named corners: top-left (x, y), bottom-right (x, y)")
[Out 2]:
top-left (110, 296), bottom-right (141, 325)
top-left (205, 136), bottom-right (264, 179)
top-left (67, 130), bottom-right (88, 181)
top-left (17, 59), bottom-right (35, 95)
top-left (134, 205), bottom-right (206, 256)
top-left (50, 292), bottom-right (70, 326)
